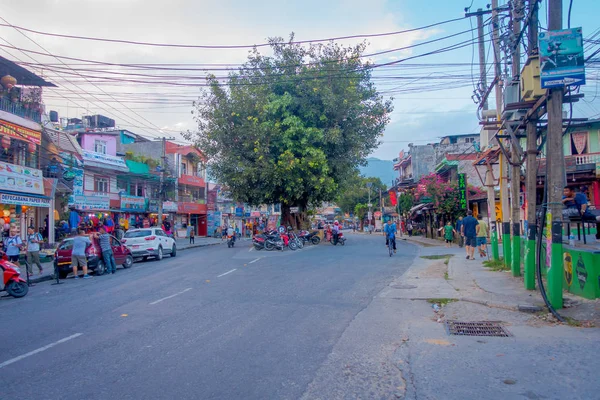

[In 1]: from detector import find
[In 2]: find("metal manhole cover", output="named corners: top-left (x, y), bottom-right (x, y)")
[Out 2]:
top-left (445, 321), bottom-right (512, 337)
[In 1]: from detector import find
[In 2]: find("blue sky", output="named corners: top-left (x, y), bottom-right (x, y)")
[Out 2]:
top-left (1, 0), bottom-right (598, 160)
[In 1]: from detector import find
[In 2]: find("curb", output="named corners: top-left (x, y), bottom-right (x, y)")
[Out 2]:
top-left (177, 242), bottom-right (223, 252)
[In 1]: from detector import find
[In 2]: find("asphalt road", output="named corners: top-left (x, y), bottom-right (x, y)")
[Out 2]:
top-left (0, 233), bottom-right (415, 400)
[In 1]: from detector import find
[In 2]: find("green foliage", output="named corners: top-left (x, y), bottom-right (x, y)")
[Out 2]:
top-left (336, 173), bottom-right (387, 215)
top-left (398, 193), bottom-right (414, 215)
top-left (482, 258), bottom-right (510, 271)
top-left (185, 35), bottom-right (392, 220)
top-left (124, 151), bottom-right (160, 170)
top-left (354, 203), bottom-right (369, 220)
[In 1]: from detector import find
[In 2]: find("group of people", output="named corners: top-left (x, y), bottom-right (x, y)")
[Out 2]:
top-left (69, 226), bottom-right (119, 280)
top-left (2, 225), bottom-right (46, 277)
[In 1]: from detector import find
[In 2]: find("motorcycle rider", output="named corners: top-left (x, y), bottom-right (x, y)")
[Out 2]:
top-left (227, 225), bottom-right (235, 243)
top-left (332, 221), bottom-right (340, 245)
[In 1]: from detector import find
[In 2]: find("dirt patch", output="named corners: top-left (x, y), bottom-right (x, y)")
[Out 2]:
top-left (417, 259), bottom-right (448, 279)
top-left (423, 339), bottom-right (453, 346)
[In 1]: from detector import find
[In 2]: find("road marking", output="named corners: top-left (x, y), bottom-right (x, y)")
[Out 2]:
top-left (248, 257), bottom-right (261, 264)
top-left (249, 247), bottom-right (254, 252)
top-left (149, 288), bottom-right (192, 305)
top-left (217, 269), bottom-right (237, 277)
top-left (0, 333), bottom-right (83, 369)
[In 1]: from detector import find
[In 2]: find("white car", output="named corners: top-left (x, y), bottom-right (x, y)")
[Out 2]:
top-left (122, 228), bottom-right (176, 261)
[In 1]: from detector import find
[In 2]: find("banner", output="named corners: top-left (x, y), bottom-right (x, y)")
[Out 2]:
top-left (571, 132), bottom-right (587, 154)
top-left (0, 161), bottom-right (44, 195)
top-left (121, 195), bottom-right (147, 212)
top-left (458, 173), bottom-right (468, 210)
top-left (539, 27), bottom-right (585, 88)
top-left (389, 190), bottom-right (397, 206)
top-left (0, 193), bottom-right (50, 207)
top-left (0, 119), bottom-right (41, 145)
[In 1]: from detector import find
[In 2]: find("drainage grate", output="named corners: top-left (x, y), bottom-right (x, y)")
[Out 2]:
top-left (445, 321), bottom-right (512, 337)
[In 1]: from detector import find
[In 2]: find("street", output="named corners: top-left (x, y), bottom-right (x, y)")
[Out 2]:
top-left (1, 233), bottom-right (416, 400)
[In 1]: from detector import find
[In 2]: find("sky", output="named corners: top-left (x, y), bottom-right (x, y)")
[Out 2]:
top-left (1, 0), bottom-right (598, 160)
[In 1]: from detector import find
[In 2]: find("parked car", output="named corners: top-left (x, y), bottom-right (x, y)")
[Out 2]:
top-left (54, 235), bottom-right (133, 279)
top-left (121, 228), bottom-right (176, 261)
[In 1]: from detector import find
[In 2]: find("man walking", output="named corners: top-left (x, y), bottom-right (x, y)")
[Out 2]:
top-left (455, 216), bottom-right (464, 248)
top-left (461, 211), bottom-right (479, 260)
top-left (72, 229), bottom-right (92, 279)
top-left (476, 215), bottom-right (489, 258)
top-left (96, 227), bottom-right (117, 274)
top-left (3, 227), bottom-right (23, 266)
top-left (26, 226), bottom-right (44, 276)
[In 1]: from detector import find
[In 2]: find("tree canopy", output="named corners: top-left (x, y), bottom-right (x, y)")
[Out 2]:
top-left (336, 173), bottom-right (387, 216)
top-left (185, 35), bottom-right (392, 226)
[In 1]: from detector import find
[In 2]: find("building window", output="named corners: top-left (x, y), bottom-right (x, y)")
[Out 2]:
top-left (94, 140), bottom-right (107, 154)
top-left (95, 176), bottom-right (109, 193)
top-left (465, 137), bottom-right (475, 143)
top-left (136, 185), bottom-right (143, 197)
top-left (181, 162), bottom-right (187, 175)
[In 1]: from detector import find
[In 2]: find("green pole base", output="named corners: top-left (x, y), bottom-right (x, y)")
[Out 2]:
top-left (524, 239), bottom-right (536, 290)
top-left (511, 235), bottom-right (521, 277)
top-left (491, 231), bottom-right (500, 261)
top-left (502, 237), bottom-right (511, 267)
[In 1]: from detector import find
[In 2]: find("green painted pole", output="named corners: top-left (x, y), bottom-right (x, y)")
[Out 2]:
top-left (548, 221), bottom-right (563, 309)
top-left (511, 223), bottom-right (521, 276)
top-left (502, 222), bottom-right (511, 266)
top-left (524, 225), bottom-right (536, 289)
top-left (491, 221), bottom-right (500, 260)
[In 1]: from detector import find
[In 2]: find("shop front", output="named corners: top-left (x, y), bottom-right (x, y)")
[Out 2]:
top-left (118, 194), bottom-right (148, 231)
top-left (177, 202), bottom-right (207, 237)
top-left (0, 161), bottom-right (53, 242)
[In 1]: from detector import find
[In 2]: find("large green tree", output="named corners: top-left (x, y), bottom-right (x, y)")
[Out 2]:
top-left (336, 173), bottom-right (387, 216)
top-left (185, 35), bottom-right (392, 227)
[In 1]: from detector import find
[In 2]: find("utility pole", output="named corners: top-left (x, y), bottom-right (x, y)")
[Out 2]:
top-left (492, 0), bottom-right (508, 263)
top-left (476, 10), bottom-right (489, 110)
top-left (524, 0), bottom-right (539, 290)
top-left (546, 0), bottom-right (564, 309)
top-left (158, 136), bottom-right (166, 227)
top-left (366, 182), bottom-right (373, 229)
top-left (510, 0), bottom-right (522, 277)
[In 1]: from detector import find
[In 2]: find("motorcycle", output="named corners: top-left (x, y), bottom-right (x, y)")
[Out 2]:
top-left (287, 231), bottom-right (303, 250)
top-left (298, 230), bottom-right (320, 245)
top-left (1, 252), bottom-right (29, 298)
top-left (227, 234), bottom-right (236, 248)
top-left (330, 231), bottom-right (346, 246)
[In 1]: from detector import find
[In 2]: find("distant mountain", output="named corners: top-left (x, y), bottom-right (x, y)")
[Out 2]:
top-left (359, 158), bottom-right (396, 187)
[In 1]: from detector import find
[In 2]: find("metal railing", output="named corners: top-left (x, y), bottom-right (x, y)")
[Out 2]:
top-left (0, 96), bottom-right (42, 123)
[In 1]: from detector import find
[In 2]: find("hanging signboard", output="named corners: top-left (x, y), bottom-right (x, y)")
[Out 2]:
top-left (458, 173), bottom-right (468, 210)
top-left (0, 193), bottom-right (50, 207)
top-left (120, 195), bottom-right (147, 212)
top-left (0, 119), bottom-right (41, 145)
top-left (539, 27), bottom-right (585, 88)
top-left (0, 161), bottom-right (44, 195)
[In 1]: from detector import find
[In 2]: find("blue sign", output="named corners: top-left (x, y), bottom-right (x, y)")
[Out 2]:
top-left (244, 212), bottom-right (251, 217)
top-left (235, 207), bottom-right (243, 217)
top-left (539, 28), bottom-right (585, 89)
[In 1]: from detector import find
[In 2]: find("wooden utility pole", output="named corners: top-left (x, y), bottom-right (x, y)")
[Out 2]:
top-left (158, 136), bottom-right (166, 226)
top-left (546, 0), bottom-right (564, 309)
top-left (524, 0), bottom-right (539, 290)
top-left (510, 1), bottom-right (522, 277)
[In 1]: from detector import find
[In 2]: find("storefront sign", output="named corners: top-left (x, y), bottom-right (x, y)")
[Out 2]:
top-left (179, 174), bottom-right (205, 187)
top-left (251, 211), bottom-right (261, 217)
top-left (0, 119), bottom-right (41, 145)
top-left (235, 207), bottom-right (244, 217)
top-left (82, 150), bottom-right (128, 171)
top-left (121, 195), bottom-right (147, 212)
top-left (458, 173), bottom-right (468, 210)
top-left (0, 193), bottom-right (50, 207)
top-left (163, 201), bottom-right (178, 212)
top-left (0, 162), bottom-right (44, 195)
top-left (148, 199), bottom-right (159, 213)
top-left (178, 202), bottom-right (207, 214)
top-left (68, 195), bottom-right (110, 211)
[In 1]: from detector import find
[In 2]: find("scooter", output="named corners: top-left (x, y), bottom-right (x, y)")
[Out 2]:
top-left (330, 231), bottom-right (346, 246)
top-left (1, 253), bottom-right (29, 298)
top-left (227, 235), bottom-right (236, 248)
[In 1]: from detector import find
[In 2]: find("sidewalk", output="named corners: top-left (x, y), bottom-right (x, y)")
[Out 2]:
top-left (25, 236), bottom-right (226, 284)
top-left (395, 235), bottom-right (599, 326)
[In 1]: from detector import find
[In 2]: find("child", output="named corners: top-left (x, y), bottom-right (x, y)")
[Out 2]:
top-left (438, 221), bottom-right (457, 248)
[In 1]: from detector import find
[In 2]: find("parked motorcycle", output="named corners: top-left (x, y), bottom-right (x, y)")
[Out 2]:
top-left (263, 231), bottom-right (284, 251)
top-left (1, 252), bottom-right (29, 298)
top-left (298, 230), bottom-right (320, 245)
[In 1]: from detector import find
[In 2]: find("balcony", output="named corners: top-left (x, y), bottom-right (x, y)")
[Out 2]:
top-left (574, 152), bottom-right (600, 165)
top-left (0, 96), bottom-right (41, 123)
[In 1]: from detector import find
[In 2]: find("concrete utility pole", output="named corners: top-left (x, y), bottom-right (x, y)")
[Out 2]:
top-left (546, 0), bottom-right (564, 309)
top-left (492, 0), bottom-right (509, 264)
top-left (366, 182), bottom-right (373, 228)
top-left (158, 136), bottom-right (166, 226)
top-left (510, 1), bottom-right (522, 277)
top-left (477, 10), bottom-right (489, 110)
top-left (524, 0), bottom-right (539, 290)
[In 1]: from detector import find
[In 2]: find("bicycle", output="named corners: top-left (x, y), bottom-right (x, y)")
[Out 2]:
top-left (387, 234), bottom-right (395, 257)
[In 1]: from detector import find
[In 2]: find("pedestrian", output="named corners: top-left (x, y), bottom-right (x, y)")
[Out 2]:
top-left (189, 225), bottom-right (195, 244)
top-left (476, 215), bottom-right (489, 258)
top-left (114, 225), bottom-right (125, 241)
top-left (332, 221), bottom-right (340, 245)
top-left (407, 221), bottom-right (413, 237)
top-left (96, 227), bottom-right (117, 274)
top-left (3, 227), bottom-right (23, 266)
top-left (438, 221), bottom-right (457, 248)
top-left (221, 225), bottom-right (228, 241)
top-left (455, 216), bottom-right (464, 247)
top-left (26, 226), bottom-right (44, 276)
top-left (71, 229), bottom-right (92, 279)
top-left (461, 210), bottom-right (479, 260)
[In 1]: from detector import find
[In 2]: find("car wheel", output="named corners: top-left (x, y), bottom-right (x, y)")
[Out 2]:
top-left (96, 260), bottom-right (106, 276)
top-left (156, 246), bottom-right (163, 261)
top-left (122, 255), bottom-right (133, 269)
top-left (171, 245), bottom-right (177, 257)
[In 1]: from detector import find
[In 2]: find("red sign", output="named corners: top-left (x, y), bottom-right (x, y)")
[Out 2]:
top-left (179, 174), bottom-right (205, 187)
top-left (0, 119), bottom-right (41, 145)
top-left (389, 190), bottom-right (398, 206)
top-left (177, 202), bottom-right (207, 214)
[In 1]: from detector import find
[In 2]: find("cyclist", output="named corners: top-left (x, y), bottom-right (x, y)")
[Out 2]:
top-left (384, 219), bottom-right (397, 253)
